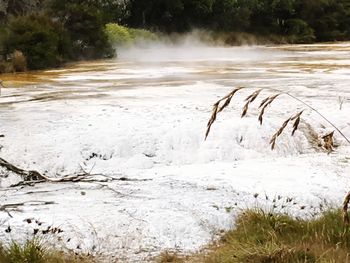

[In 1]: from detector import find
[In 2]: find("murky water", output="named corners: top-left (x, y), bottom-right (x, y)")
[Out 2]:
top-left (0, 43), bottom-right (350, 261)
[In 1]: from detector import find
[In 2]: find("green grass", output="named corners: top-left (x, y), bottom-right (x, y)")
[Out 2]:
top-left (159, 209), bottom-right (350, 263)
top-left (0, 239), bottom-right (93, 263)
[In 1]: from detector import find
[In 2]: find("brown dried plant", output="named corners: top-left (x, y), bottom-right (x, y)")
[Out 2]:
top-left (205, 87), bottom-right (244, 139)
top-left (206, 86), bottom-right (350, 226)
top-left (206, 87), bottom-right (307, 148)
top-left (269, 111), bottom-right (304, 150)
top-left (206, 87), bottom-right (350, 148)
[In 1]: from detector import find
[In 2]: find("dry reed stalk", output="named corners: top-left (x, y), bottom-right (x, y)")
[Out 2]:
top-left (206, 87), bottom-right (350, 150)
top-left (269, 111), bottom-right (304, 150)
top-left (241, 89), bottom-right (263, 117)
top-left (291, 110), bottom-right (304, 136)
top-left (343, 192), bottom-right (350, 227)
top-left (258, 94), bottom-right (281, 125)
top-left (270, 118), bottom-right (291, 150)
top-left (205, 87), bottom-right (244, 139)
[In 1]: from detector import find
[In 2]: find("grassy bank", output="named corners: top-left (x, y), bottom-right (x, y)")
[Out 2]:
top-left (158, 209), bottom-right (350, 263)
top-left (0, 239), bottom-right (93, 263)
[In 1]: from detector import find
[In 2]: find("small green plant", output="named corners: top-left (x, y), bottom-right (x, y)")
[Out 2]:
top-left (0, 239), bottom-right (93, 263)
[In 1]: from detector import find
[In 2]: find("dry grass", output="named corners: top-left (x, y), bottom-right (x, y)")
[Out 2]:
top-left (205, 87), bottom-right (341, 152)
top-left (206, 86), bottom-right (350, 226)
top-left (162, 209), bottom-right (350, 263)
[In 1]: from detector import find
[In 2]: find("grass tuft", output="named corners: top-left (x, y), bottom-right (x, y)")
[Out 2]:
top-left (166, 209), bottom-right (350, 263)
top-left (0, 239), bottom-right (93, 263)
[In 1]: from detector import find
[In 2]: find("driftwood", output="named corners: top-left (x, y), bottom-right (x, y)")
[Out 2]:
top-left (0, 157), bottom-right (152, 187)
top-left (0, 157), bottom-right (103, 185)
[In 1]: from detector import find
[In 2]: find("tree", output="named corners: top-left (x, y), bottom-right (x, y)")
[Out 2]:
top-left (4, 14), bottom-right (71, 69)
top-left (49, 0), bottom-right (115, 59)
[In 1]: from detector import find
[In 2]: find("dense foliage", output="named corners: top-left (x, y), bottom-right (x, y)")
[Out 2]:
top-left (1, 0), bottom-right (350, 71)
top-left (4, 15), bottom-right (71, 69)
top-left (126, 0), bottom-right (350, 42)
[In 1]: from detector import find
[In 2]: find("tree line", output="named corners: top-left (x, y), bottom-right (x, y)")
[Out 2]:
top-left (126, 0), bottom-right (350, 43)
top-left (1, 0), bottom-right (350, 72)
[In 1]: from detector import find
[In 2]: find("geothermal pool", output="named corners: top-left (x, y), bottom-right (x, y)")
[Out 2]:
top-left (0, 43), bottom-right (350, 261)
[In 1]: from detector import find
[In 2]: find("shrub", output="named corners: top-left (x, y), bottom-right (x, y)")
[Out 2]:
top-left (4, 14), bottom-right (71, 70)
top-left (104, 23), bottom-right (133, 47)
top-left (104, 23), bottom-right (158, 47)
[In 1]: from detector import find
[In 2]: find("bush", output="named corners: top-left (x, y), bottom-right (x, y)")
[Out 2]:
top-left (4, 14), bottom-right (71, 70)
top-left (105, 23), bottom-right (158, 47)
top-left (105, 23), bottom-right (133, 47)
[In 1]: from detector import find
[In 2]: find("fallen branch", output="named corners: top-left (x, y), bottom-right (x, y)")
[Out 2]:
top-left (0, 157), bottom-right (152, 187)
top-left (0, 157), bottom-right (100, 185)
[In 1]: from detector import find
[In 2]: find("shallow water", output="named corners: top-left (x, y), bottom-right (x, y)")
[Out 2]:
top-left (0, 43), bottom-right (350, 261)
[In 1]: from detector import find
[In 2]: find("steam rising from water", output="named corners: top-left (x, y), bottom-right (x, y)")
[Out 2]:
top-left (116, 31), bottom-right (282, 62)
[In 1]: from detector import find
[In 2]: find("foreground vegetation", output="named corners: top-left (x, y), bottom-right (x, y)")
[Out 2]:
top-left (0, 239), bottom-right (93, 263)
top-left (159, 209), bottom-right (350, 263)
top-left (1, 210), bottom-right (349, 262)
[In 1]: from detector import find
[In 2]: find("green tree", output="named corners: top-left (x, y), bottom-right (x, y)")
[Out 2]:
top-left (211, 0), bottom-right (254, 31)
top-left (4, 14), bottom-right (71, 69)
top-left (49, 0), bottom-right (114, 59)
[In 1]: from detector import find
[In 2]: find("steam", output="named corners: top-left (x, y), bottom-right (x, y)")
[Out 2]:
top-left (116, 30), bottom-right (281, 63)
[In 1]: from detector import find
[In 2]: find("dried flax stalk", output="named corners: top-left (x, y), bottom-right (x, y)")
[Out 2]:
top-left (205, 87), bottom-right (244, 139)
top-left (205, 102), bottom-right (220, 139)
top-left (270, 118), bottom-right (292, 150)
top-left (269, 111), bottom-right (304, 150)
top-left (218, 87), bottom-right (244, 113)
top-left (241, 89), bottom-right (263, 118)
top-left (258, 94), bottom-right (281, 125)
top-left (291, 110), bottom-right (304, 136)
